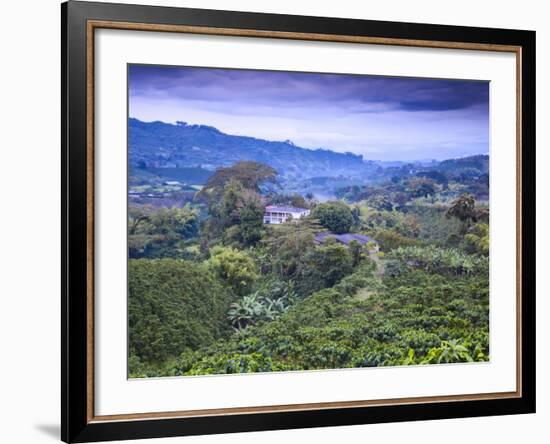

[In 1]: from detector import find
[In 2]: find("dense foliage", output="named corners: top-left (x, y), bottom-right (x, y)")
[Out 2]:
top-left (128, 259), bottom-right (231, 370)
top-left (207, 246), bottom-right (258, 296)
top-left (127, 156), bottom-right (490, 378)
top-left (312, 201), bottom-right (355, 234)
top-left (132, 256), bottom-right (488, 376)
top-left (128, 205), bottom-right (199, 258)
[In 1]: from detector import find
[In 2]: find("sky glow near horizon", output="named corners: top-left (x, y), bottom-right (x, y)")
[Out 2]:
top-left (128, 64), bottom-right (489, 161)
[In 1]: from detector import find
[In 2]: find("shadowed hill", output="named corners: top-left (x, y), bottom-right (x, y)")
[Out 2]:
top-left (129, 118), bottom-right (376, 180)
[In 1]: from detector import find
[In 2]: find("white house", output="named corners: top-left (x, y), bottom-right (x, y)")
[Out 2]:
top-left (263, 205), bottom-right (310, 224)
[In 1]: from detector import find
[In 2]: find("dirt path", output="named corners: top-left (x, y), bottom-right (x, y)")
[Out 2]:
top-left (353, 253), bottom-right (385, 301)
top-left (369, 252), bottom-right (385, 278)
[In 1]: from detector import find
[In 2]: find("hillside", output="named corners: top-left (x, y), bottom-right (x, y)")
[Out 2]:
top-left (129, 118), bottom-right (377, 181)
top-left (129, 118), bottom-right (489, 202)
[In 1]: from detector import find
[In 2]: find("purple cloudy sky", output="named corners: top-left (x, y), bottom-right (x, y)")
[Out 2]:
top-left (129, 64), bottom-right (489, 161)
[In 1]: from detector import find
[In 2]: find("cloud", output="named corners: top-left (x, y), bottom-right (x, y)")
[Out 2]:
top-left (129, 65), bottom-right (488, 112)
top-left (128, 64), bottom-right (489, 160)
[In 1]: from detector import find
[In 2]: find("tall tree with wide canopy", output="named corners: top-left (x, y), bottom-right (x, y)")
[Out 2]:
top-left (313, 201), bottom-right (354, 234)
top-left (446, 193), bottom-right (478, 232)
top-left (198, 161), bottom-right (278, 201)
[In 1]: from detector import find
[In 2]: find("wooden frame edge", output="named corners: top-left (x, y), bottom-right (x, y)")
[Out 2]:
top-left (86, 18), bottom-right (95, 424)
top-left (90, 391), bottom-right (520, 423)
top-left (515, 46), bottom-right (523, 399)
top-left (88, 19), bottom-right (522, 52)
top-left (83, 17), bottom-right (526, 426)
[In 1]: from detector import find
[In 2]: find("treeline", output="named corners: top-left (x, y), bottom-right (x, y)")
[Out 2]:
top-left (336, 157), bottom-right (489, 205)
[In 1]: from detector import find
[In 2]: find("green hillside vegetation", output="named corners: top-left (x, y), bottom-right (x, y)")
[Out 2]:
top-left (128, 158), bottom-right (490, 378)
top-left (129, 119), bottom-right (489, 202)
top-left (129, 118), bottom-right (372, 183)
top-left (139, 167), bottom-right (213, 184)
top-left (129, 259), bottom-right (232, 368)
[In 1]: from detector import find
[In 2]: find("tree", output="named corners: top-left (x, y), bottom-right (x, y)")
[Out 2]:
top-left (406, 177), bottom-right (437, 198)
top-left (302, 240), bottom-right (354, 291)
top-left (464, 223), bottom-right (489, 255)
top-left (312, 201), bottom-right (354, 234)
top-left (219, 179), bottom-right (265, 247)
top-left (198, 161), bottom-right (277, 202)
top-left (268, 193), bottom-right (309, 209)
top-left (128, 204), bottom-right (199, 258)
top-left (263, 223), bottom-right (316, 282)
top-left (236, 193), bottom-right (265, 246)
top-left (128, 205), bottom-right (153, 235)
top-left (399, 214), bottom-right (421, 238)
top-left (199, 178), bottom-right (265, 248)
top-left (207, 246), bottom-right (259, 296)
top-left (392, 191), bottom-right (408, 208)
top-left (219, 179), bottom-right (244, 227)
top-left (446, 193), bottom-right (477, 231)
top-left (416, 170), bottom-right (448, 187)
top-left (348, 239), bottom-right (365, 266)
top-left (367, 194), bottom-right (393, 211)
top-left (351, 206), bottom-right (362, 226)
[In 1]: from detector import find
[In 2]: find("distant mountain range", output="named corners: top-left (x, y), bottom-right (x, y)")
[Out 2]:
top-left (129, 119), bottom-right (489, 195)
top-left (129, 118), bottom-right (380, 180)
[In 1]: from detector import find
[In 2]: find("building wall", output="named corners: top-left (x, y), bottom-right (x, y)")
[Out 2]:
top-left (263, 210), bottom-right (310, 224)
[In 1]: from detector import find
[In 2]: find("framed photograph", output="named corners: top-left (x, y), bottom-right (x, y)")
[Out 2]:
top-left (61, 1), bottom-right (536, 442)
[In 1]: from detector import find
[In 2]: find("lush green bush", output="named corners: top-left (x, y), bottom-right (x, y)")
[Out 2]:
top-left (373, 229), bottom-right (423, 252)
top-left (261, 223), bottom-right (316, 285)
top-left (464, 223), bottom-right (489, 255)
top-left (312, 201), bottom-right (354, 234)
top-left (388, 245), bottom-right (489, 275)
top-left (128, 205), bottom-right (199, 258)
top-left (206, 246), bottom-right (258, 296)
top-left (198, 162), bottom-right (276, 248)
top-left (404, 204), bottom-right (463, 246)
top-left (146, 257), bottom-right (489, 376)
top-left (128, 259), bottom-right (231, 372)
top-left (227, 290), bottom-right (290, 329)
top-left (219, 179), bottom-right (265, 247)
top-left (298, 240), bottom-right (354, 294)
